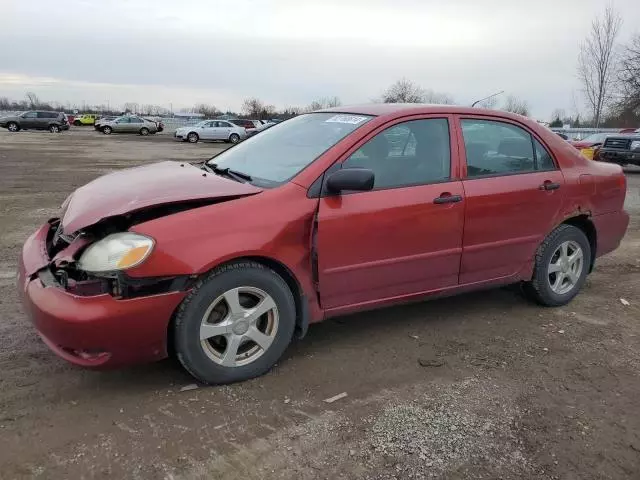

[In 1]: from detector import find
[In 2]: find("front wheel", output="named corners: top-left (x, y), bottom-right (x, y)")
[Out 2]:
top-left (524, 224), bottom-right (591, 307)
top-left (174, 261), bottom-right (296, 385)
top-left (187, 132), bottom-right (199, 143)
top-left (7, 122), bottom-right (19, 132)
top-left (73, 120), bottom-right (81, 126)
top-left (102, 126), bottom-right (112, 135)
top-left (229, 133), bottom-right (240, 144)
top-left (49, 124), bottom-right (61, 133)
top-left (139, 127), bottom-right (149, 136)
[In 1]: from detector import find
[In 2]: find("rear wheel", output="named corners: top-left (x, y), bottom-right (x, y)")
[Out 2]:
top-left (524, 224), bottom-right (590, 307)
top-left (49, 124), bottom-right (61, 133)
top-left (73, 120), bottom-right (82, 126)
top-left (7, 122), bottom-right (19, 132)
top-left (187, 132), bottom-right (199, 143)
top-left (229, 133), bottom-right (240, 144)
top-left (139, 127), bottom-right (149, 136)
top-left (174, 261), bottom-right (296, 384)
top-left (102, 126), bottom-right (112, 135)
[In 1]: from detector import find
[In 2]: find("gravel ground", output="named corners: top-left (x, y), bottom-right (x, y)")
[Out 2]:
top-left (0, 128), bottom-right (639, 479)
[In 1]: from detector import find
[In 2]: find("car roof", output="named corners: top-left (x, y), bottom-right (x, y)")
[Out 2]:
top-left (316, 103), bottom-right (528, 121)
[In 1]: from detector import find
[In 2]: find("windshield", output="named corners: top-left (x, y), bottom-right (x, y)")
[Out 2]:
top-left (207, 113), bottom-right (373, 186)
top-left (581, 133), bottom-right (607, 143)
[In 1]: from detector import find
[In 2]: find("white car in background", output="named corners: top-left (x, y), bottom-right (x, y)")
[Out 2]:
top-left (174, 120), bottom-right (247, 144)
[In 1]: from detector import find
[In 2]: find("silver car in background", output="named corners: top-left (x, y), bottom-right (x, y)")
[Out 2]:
top-left (174, 120), bottom-right (247, 144)
top-left (101, 116), bottom-right (159, 135)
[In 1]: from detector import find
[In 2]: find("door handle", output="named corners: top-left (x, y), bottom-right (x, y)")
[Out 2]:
top-left (433, 194), bottom-right (463, 204)
top-left (539, 181), bottom-right (560, 191)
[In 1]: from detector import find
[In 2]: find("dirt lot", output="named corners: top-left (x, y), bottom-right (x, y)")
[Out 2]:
top-left (1, 128), bottom-right (639, 480)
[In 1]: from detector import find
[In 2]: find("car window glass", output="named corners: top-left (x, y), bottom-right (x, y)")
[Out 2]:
top-left (534, 139), bottom-right (556, 170)
top-left (130, 117), bottom-right (142, 123)
top-left (461, 119), bottom-right (536, 177)
top-left (342, 118), bottom-right (450, 189)
top-left (22, 112), bottom-right (38, 118)
top-left (117, 118), bottom-right (129, 123)
top-left (220, 122), bottom-right (232, 128)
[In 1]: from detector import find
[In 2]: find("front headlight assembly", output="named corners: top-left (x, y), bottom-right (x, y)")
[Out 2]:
top-left (630, 140), bottom-right (640, 151)
top-left (78, 233), bottom-right (154, 273)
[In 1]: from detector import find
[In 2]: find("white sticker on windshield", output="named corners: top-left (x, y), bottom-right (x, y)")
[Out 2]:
top-left (325, 115), bottom-right (368, 125)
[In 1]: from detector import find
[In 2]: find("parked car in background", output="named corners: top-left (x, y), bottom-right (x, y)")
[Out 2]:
top-left (228, 119), bottom-right (258, 134)
top-left (594, 133), bottom-right (640, 166)
top-left (17, 104), bottom-right (628, 385)
top-left (100, 116), bottom-right (159, 135)
top-left (0, 111), bottom-right (69, 133)
top-left (94, 116), bottom-right (117, 131)
top-left (174, 120), bottom-right (246, 143)
top-left (73, 114), bottom-right (99, 126)
top-left (569, 133), bottom-right (612, 160)
top-left (246, 121), bottom-right (276, 137)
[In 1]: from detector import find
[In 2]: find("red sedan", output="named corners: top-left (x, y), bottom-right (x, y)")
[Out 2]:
top-left (18, 104), bottom-right (629, 384)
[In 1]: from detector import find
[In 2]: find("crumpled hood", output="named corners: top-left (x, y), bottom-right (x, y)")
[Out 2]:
top-left (61, 161), bottom-right (262, 233)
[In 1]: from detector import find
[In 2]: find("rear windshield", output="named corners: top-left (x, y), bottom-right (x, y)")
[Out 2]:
top-left (207, 112), bottom-right (373, 186)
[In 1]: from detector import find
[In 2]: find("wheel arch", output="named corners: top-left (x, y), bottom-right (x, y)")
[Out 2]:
top-left (561, 214), bottom-right (597, 272)
top-left (167, 255), bottom-right (310, 356)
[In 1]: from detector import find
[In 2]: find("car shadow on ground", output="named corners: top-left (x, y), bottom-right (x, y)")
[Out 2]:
top-left (81, 285), bottom-right (529, 392)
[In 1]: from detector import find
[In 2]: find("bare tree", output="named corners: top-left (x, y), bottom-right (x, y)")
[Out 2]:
top-left (192, 103), bottom-right (220, 118)
top-left (242, 98), bottom-right (265, 117)
top-left (502, 95), bottom-right (530, 116)
top-left (577, 6), bottom-right (622, 128)
top-left (25, 92), bottom-right (40, 109)
top-left (617, 33), bottom-right (640, 114)
top-left (381, 78), bottom-right (426, 103)
top-left (423, 89), bottom-right (455, 105)
top-left (307, 96), bottom-right (342, 111)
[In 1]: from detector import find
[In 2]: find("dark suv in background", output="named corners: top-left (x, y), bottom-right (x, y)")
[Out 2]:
top-left (0, 111), bottom-right (70, 133)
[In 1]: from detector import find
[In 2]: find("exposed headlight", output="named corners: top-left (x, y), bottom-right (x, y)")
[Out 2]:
top-left (631, 140), bottom-right (640, 151)
top-left (78, 232), bottom-right (154, 272)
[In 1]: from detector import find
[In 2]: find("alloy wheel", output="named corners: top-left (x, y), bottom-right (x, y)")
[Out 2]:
top-left (547, 240), bottom-right (584, 295)
top-left (199, 286), bottom-right (279, 367)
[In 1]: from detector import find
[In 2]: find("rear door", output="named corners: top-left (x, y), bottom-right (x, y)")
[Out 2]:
top-left (316, 115), bottom-right (465, 310)
top-left (217, 121), bottom-right (233, 140)
top-left (129, 116), bottom-right (143, 132)
top-left (456, 116), bottom-right (566, 284)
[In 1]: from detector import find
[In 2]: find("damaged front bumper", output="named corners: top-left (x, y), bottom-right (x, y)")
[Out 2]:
top-left (17, 221), bottom-right (189, 368)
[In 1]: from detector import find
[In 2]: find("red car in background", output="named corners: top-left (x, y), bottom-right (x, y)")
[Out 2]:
top-left (18, 104), bottom-right (629, 385)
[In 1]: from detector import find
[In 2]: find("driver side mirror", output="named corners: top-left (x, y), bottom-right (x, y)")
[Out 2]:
top-left (326, 168), bottom-right (375, 193)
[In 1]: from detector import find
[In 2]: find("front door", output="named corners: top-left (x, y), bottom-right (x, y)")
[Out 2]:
top-left (316, 116), bottom-right (465, 310)
top-left (200, 121), bottom-right (216, 140)
top-left (20, 112), bottom-right (39, 129)
top-left (457, 116), bottom-right (566, 284)
top-left (113, 117), bottom-right (130, 132)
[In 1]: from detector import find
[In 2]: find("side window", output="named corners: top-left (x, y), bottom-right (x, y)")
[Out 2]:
top-left (22, 112), bottom-right (38, 118)
top-left (343, 118), bottom-right (451, 189)
top-left (117, 118), bottom-right (129, 123)
top-left (130, 117), bottom-right (143, 124)
top-left (534, 139), bottom-right (556, 170)
top-left (461, 119), bottom-right (536, 177)
top-left (220, 122), bottom-right (232, 128)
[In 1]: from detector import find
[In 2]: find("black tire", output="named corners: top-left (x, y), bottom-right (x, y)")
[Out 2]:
top-left (187, 132), bottom-right (199, 143)
top-left (229, 133), bottom-right (240, 144)
top-left (73, 120), bottom-right (82, 126)
top-left (524, 224), bottom-right (591, 307)
top-left (7, 122), bottom-right (19, 132)
top-left (49, 124), bottom-right (61, 133)
top-left (174, 261), bottom-right (296, 385)
top-left (139, 127), bottom-right (149, 136)
top-left (102, 126), bottom-right (112, 135)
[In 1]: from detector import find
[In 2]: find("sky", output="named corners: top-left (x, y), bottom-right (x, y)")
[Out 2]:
top-left (1, 0), bottom-right (639, 120)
